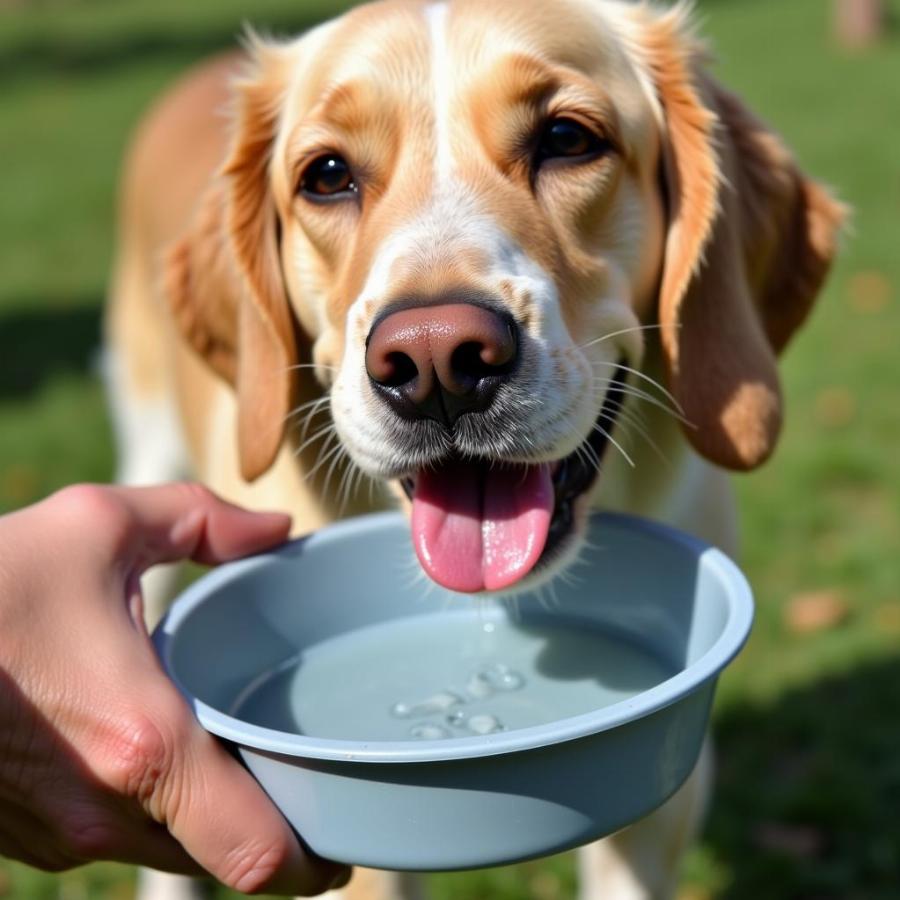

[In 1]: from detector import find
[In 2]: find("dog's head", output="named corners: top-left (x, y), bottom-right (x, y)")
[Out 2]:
top-left (168, 0), bottom-right (842, 593)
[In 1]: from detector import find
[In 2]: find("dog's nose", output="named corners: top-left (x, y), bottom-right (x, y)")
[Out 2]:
top-left (365, 302), bottom-right (519, 426)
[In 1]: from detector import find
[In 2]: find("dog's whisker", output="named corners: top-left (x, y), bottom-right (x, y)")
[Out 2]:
top-left (543, 577), bottom-right (563, 610)
top-left (304, 433), bottom-right (343, 483)
top-left (292, 413), bottom-right (332, 451)
top-left (310, 428), bottom-right (338, 467)
top-left (348, 464), bottom-right (366, 506)
top-left (577, 432), bottom-right (604, 473)
top-left (287, 395), bottom-right (332, 443)
top-left (615, 405), bottom-right (672, 467)
top-left (556, 565), bottom-right (584, 589)
top-left (593, 375), bottom-right (675, 411)
top-left (395, 552), bottom-right (436, 597)
top-left (345, 468), bottom-right (364, 514)
top-left (283, 362), bottom-right (338, 373)
top-left (325, 450), bottom-right (354, 509)
top-left (594, 379), bottom-right (693, 427)
top-left (285, 394), bottom-right (331, 422)
top-left (535, 583), bottom-right (557, 613)
top-left (607, 413), bottom-right (636, 452)
top-left (337, 450), bottom-right (370, 515)
top-left (335, 457), bottom-right (357, 516)
top-left (577, 322), bottom-right (679, 352)
top-left (296, 413), bottom-right (330, 448)
top-left (592, 422), bottom-right (635, 468)
top-left (323, 445), bottom-right (352, 504)
top-left (293, 421), bottom-right (337, 458)
top-left (590, 359), bottom-right (684, 414)
top-left (346, 459), bottom-right (377, 513)
top-left (572, 441), bottom-right (598, 479)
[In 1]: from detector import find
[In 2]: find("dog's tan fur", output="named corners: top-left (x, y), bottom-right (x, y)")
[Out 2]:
top-left (106, 2), bottom-right (842, 898)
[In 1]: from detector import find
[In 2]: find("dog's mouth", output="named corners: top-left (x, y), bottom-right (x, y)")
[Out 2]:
top-left (398, 362), bottom-right (627, 593)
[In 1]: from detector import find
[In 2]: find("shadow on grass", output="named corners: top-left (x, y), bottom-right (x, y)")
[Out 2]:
top-left (0, 300), bottom-right (102, 400)
top-left (707, 654), bottom-right (900, 899)
top-left (1, 29), bottom-right (250, 84)
top-left (0, 10), bottom-right (340, 86)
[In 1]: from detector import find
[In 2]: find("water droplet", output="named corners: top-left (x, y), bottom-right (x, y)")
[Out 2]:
top-left (483, 622), bottom-right (495, 633)
top-left (443, 712), bottom-right (506, 735)
top-left (466, 713), bottom-right (504, 735)
top-left (390, 690), bottom-right (464, 719)
top-left (467, 663), bottom-right (525, 698)
top-left (466, 672), bottom-right (494, 700)
top-left (410, 723), bottom-right (451, 740)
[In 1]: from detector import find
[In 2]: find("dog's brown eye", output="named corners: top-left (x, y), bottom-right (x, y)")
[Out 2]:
top-left (299, 154), bottom-right (357, 200)
top-left (537, 118), bottom-right (610, 164)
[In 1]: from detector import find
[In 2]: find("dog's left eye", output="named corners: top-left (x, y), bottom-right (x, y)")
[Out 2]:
top-left (536, 118), bottom-right (610, 164)
top-left (299, 154), bottom-right (357, 200)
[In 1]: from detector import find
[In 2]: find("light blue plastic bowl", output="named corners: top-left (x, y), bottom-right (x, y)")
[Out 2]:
top-left (153, 511), bottom-right (752, 872)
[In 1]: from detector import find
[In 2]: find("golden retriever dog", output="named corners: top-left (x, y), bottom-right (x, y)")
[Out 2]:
top-left (105, 1), bottom-right (842, 898)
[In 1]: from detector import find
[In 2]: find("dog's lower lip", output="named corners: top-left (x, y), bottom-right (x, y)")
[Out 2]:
top-left (398, 360), bottom-right (628, 571)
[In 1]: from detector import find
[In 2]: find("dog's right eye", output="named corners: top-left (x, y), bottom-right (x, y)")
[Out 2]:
top-left (299, 154), bottom-right (357, 200)
top-left (535, 118), bottom-right (612, 166)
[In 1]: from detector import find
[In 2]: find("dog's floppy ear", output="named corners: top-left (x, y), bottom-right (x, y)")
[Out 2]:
top-left (167, 37), bottom-right (297, 482)
top-left (639, 7), bottom-right (844, 470)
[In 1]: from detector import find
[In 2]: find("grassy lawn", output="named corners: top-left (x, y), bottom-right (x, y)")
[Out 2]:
top-left (1, 0), bottom-right (898, 897)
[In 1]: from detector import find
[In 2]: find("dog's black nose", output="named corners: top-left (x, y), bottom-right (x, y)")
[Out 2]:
top-left (365, 302), bottom-right (519, 426)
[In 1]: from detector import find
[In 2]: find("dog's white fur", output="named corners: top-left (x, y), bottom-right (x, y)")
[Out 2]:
top-left (106, 1), bottom-right (841, 898)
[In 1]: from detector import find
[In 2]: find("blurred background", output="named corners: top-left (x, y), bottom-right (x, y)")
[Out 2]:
top-left (1, 0), bottom-right (898, 897)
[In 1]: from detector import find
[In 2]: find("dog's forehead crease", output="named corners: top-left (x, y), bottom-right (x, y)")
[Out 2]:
top-left (286, 2), bottom-right (431, 117)
top-left (279, 0), bottom-right (656, 159)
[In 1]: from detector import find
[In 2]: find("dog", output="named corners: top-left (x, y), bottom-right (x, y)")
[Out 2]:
top-left (105, 1), bottom-right (842, 898)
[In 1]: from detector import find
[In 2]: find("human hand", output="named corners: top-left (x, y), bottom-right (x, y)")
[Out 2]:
top-left (0, 483), bottom-right (350, 894)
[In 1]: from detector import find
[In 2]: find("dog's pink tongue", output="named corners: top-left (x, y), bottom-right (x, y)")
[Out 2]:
top-left (411, 462), bottom-right (553, 593)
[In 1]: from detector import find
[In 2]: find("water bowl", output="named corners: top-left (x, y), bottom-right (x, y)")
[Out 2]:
top-left (153, 512), bottom-right (752, 871)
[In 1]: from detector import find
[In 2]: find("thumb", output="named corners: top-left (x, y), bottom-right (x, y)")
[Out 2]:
top-left (110, 482), bottom-right (292, 569)
top-left (115, 485), bottom-right (348, 892)
top-left (161, 725), bottom-right (349, 895)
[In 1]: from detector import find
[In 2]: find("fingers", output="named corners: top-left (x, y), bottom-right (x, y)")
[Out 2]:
top-left (82, 819), bottom-right (205, 877)
top-left (0, 802), bottom-right (200, 876)
top-left (117, 482), bottom-right (292, 567)
top-left (168, 729), bottom-right (349, 895)
top-left (50, 482), bottom-right (292, 571)
top-left (43, 483), bottom-right (292, 572)
top-left (3, 482), bottom-right (341, 894)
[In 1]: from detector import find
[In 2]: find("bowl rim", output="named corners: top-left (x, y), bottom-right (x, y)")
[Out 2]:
top-left (153, 511), bottom-right (753, 764)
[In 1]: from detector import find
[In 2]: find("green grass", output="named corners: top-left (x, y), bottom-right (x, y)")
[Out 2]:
top-left (1, 0), bottom-right (899, 897)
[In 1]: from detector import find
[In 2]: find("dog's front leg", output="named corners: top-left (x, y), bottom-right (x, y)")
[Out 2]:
top-left (321, 869), bottom-right (426, 900)
top-left (135, 870), bottom-right (214, 900)
top-left (576, 739), bottom-right (713, 900)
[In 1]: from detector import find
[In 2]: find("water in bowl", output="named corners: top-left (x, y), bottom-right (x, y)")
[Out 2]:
top-left (230, 611), bottom-right (675, 742)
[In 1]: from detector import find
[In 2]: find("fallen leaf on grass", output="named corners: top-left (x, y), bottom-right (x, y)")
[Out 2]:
top-left (846, 270), bottom-right (891, 314)
top-left (677, 888), bottom-right (713, 900)
top-left (753, 821), bottom-right (827, 859)
top-left (0, 462), bottom-right (40, 506)
top-left (785, 590), bottom-right (850, 634)
top-left (530, 870), bottom-right (564, 900)
top-left (873, 601), bottom-right (900, 633)
top-left (814, 387), bottom-right (857, 429)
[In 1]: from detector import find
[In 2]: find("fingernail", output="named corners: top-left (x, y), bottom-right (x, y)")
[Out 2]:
top-left (253, 510), bottom-right (293, 530)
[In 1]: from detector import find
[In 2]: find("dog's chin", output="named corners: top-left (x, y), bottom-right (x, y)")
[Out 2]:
top-left (393, 361), bottom-right (628, 596)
